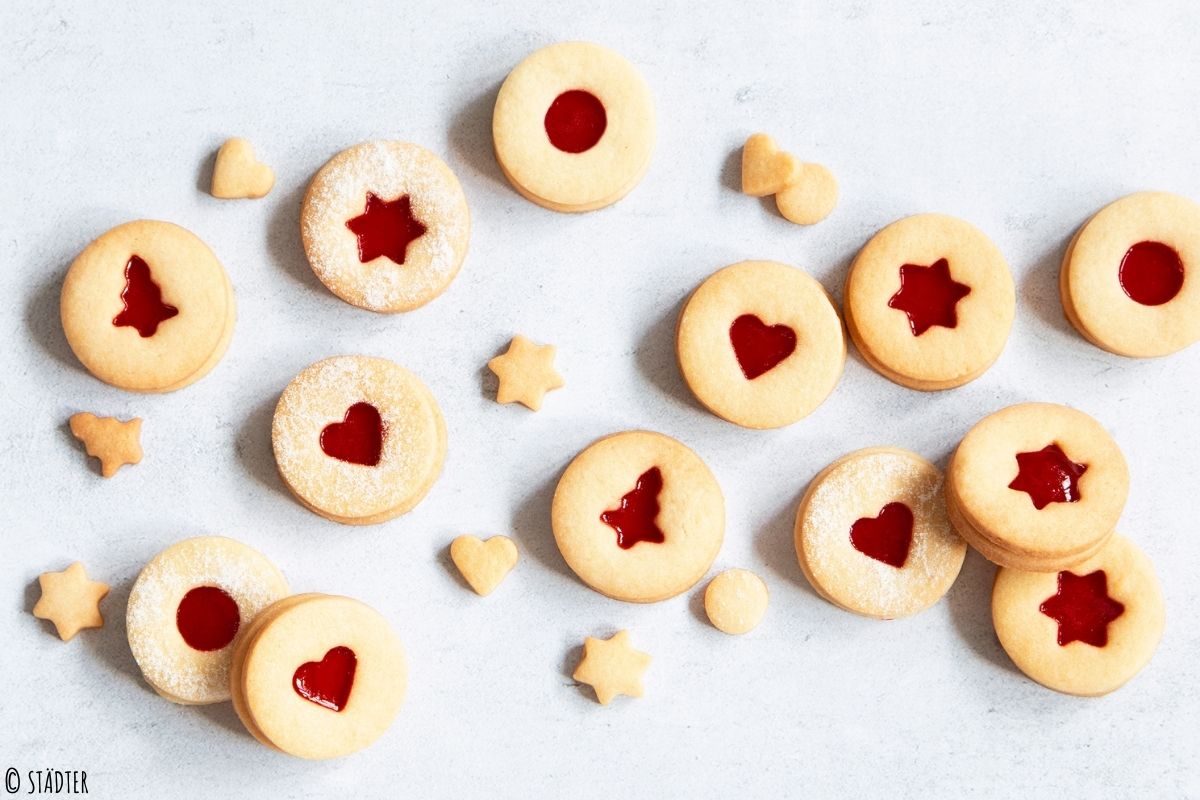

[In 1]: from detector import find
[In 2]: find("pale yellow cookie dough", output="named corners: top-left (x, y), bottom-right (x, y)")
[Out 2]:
top-left (32, 562), bottom-right (109, 641)
top-left (211, 137), bottom-right (275, 199)
top-left (704, 569), bottom-right (769, 634)
top-left (450, 535), bottom-right (519, 596)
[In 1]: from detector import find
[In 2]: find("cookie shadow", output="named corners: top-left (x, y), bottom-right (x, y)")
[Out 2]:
top-left (194, 697), bottom-right (250, 739)
top-left (437, 541), bottom-right (475, 593)
top-left (719, 146), bottom-right (742, 194)
top-left (510, 469), bottom-right (575, 583)
top-left (25, 264), bottom-right (89, 377)
top-left (195, 143), bottom-right (217, 194)
top-left (945, 549), bottom-right (1016, 673)
top-left (633, 295), bottom-right (707, 414)
top-left (478, 340), bottom-right (504, 401)
top-left (78, 579), bottom-right (145, 690)
top-left (559, 642), bottom-right (593, 701)
top-left (234, 393), bottom-right (289, 500)
top-left (1020, 230), bottom-right (1076, 339)
top-left (265, 177), bottom-right (325, 293)
top-left (448, 81), bottom-right (507, 189)
top-left (688, 585), bottom-right (711, 627)
top-left (755, 488), bottom-right (822, 601)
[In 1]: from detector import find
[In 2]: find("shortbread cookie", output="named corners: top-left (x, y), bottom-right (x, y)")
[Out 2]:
top-left (230, 594), bottom-right (407, 759)
top-left (211, 137), bottom-right (275, 199)
top-left (741, 133), bottom-right (799, 197)
top-left (32, 562), bottom-right (109, 641)
top-left (272, 356), bottom-right (446, 525)
top-left (704, 569), bottom-right (769, 634)
top-left (301, 141), bottom-right (470, 313)
top-left (676, 261), bottom-right (846, 428)
top-left (61, 220), bottom-right (235, 392)
top-left (572, 630), bottom-right (651, 705)
top-left (493, 42), bottom-right (655, 212)
top-left (992, 534), bottom-right (1164, 696)
top-left (775, 163), bottom-right (838, 226)
top-left (1060, 191), bottom-right (1200, 357)
top-left (68, 412), bottom-right (142, 477)
top-left (947, 403), bottom-right (1128, 571)
top-left (126, 536), bottom-right (289, 705)
top-left (844, 214), bottom-right (1015, 390)
top-left (487, 335), bottom-right (564, 411)
top-left (450, 535), bottom-right (518, 596)
top-left (794, 448), bottom-right (966, 619)
top-left (552, 431), bottom-right (724, 603)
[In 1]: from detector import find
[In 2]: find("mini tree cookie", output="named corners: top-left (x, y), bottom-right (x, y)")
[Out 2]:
top-left (704, 569), bottom-right (769, 634)
top-left (487, 335), bottom-right (564, 411)
top-left (450, 535), bottom-right (518, 596)
top-left (33, 562), bottom-right (109, 641)
top-left (211, 137), bottom-right (275, 199)
top-left (572, 630), bottom-right (651, 705)
top-left (69, 412), bottom-right (142, 477)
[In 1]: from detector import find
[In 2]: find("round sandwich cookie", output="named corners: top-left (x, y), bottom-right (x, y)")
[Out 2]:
top-left (301, 140), bottom-right (470, 313)
top-left (1060, 191), bottom-right (1200, 358)
top-left (676, 261), bottom-right (846, 429)
top-left (794, 447), bottom-right (967, 619)
top-left (551, 430), bottom-right (724, 603)
top-left (844, 214), bottom-right (1015, 390)
top-left (992, 534), bottom-right (1164, 696)
top-left (61, 220), bottom-right (235, 393)
top-left (946, 403), bottom-right (1128, 571)
top-left (230, 593), bottom-right (407, 759)
top-left (493, 41), bottom-right (655, 212)
top-left (272, 355), bottom-right (446, 525)
top-left (126, 536), bottom-right (289, 704)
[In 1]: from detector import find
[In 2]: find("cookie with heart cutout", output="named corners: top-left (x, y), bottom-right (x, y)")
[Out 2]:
top-left (229, 593), bottom-right (407, 759)
top-left (676, 261), bottom-right (846, 429)
top-left (552, 430), bottom-right (725, 603)
top-left (271, 355), bottom-right (446, 525)
top-left (126, 536), bottom-right (290, 705)
top-left (794, 447), bottom-right (966, 619)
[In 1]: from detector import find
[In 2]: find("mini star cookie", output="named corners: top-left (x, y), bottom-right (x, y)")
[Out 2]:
top-left (450, 535), bottom-right (518, 596)
top-left (69, 412), bottom-right (143, 477)
top-left (572, 630), bottom-right (651, 705)
top-left (487, 335), bottom-right (564, 411)
top-left (33, 562), bottom-right (110, 641)
top-left (211, 137), bottom-right (275, 199)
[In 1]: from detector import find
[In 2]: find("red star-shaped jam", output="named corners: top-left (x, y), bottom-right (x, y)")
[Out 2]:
top-left (886, 258), bottom-right (972, 336)
top-left (600, 467), bottom-right (666, 550)
top-left (112, 255), bottom-right (179, 337)
top-left (1039, 570), bottom-right (1125, 647)
top-left (345, 192), bottom-right (427, 265)
top-left (1008, 443), bottom-right (1088, 510)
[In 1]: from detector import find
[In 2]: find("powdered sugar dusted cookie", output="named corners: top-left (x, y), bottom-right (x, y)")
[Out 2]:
top-left (301, 141), bottom-right (470, 313)
top-left (795, 447), bottom-right (966, 619)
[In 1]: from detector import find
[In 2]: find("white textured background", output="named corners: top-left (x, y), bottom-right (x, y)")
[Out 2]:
top-left (3, 1), bottom-right (1199, 797)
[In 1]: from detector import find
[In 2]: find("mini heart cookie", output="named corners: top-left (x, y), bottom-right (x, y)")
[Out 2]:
top-left (741, 133), bottom-right (800, 197)
top-left (775, 162), bottom-right (838, 225)
top-left (211, 137), bottom-right (275, 199)
top-left (450, 535), bottom-right (518, 596)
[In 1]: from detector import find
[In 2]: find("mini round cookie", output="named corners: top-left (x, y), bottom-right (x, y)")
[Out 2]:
top-left (301, 140), bottom-right (470, 313)
top-left (704, 569), bottom-right (769, 634)
top-left (551, 430), bottom-right (724, 603)
top-left (493, 41), bottom-right (655, 212)
top-left (1060, 191), bottom-right (1200, 357)
top-left (272, 355), bottom-right (446, 525)
top-left (61, 220), bottom-right (235, 392)
top-left (794, 447), bottom-right (966, 619)
top-left (947, 403), bottom-right (1128, 569)
top-left (992, 534), bottom-right (1164, 696)
top-left (676, 261), bottom-right (846, 429)
top-left (844, 214), bottom-right (1015, 390)
top-left (231, 594), bottom-right (407, 759)
top-left (126, 536), bottom-right (289, 704)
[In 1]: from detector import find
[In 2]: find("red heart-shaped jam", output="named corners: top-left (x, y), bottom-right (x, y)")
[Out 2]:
top-left (600, 466), bottom-right (666, 550)
top-left (544, 90), bottom-right (607, 154)
top-left (729, 314), bottom-right (797, 380)
top-left (849, 502), bottom-right (914, 569)
top-left (320, 403), bottom-right (385, 467)
top-left (112, 255), bottom-right (179, 338)
top-left (293, 646), bottom-right (357, 712)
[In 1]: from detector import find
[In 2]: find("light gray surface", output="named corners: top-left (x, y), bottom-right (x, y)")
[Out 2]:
top-left (3, 1), bottom-right (1198, 797)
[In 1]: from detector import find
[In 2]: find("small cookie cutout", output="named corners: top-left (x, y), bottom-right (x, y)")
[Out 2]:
top-left (740, 133), bottom-right (837, 225)
top-left (487, 335), bottom-right (564, 411)
top-left (69, 412), bottom-right (142, 477)
top-left (450, 535), bottom-right (518, 596)
top-left (32, 562), bottom-right (109, 641)
top-left (572, 630), bottom-right (651, 705)
top-left (211, 138), bottom-right (275, 199)
top-left (704, 569), bottom-right (769, 634)
top-left (741, 133), bottom-right (799, 197)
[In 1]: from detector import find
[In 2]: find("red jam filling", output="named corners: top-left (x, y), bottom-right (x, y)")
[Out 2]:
top-left (600, 467), bottom-right (666, 549)
top-left (729, 314), bottom-right (798, 380)
top-left (886, 258), bottom-right (972, 337)
top-left (175, 586), bottom-right (240, 652)
top-left (1118, 240), bottom-right (1184, 306)
top-left (345, 192), bottom-right (427, 265)
top-left (112, 255), bottom-right (179, 337)
top-left (293, 646), bottom-right (357, 712)
top-left (1039, 570), bottom-right (1125, 647)
top-left (848, 502), bottom-right (914, 569)
top-left (1007, 443), bottom-right (1088, 510)
top-left (320, 402), bottom-right (385, 467)
top-left (544, 90), bottom-right (607, 154)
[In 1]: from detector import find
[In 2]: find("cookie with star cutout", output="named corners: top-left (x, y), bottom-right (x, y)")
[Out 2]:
top-left (795, 448), bottom-right (966, 619)
top-left (946, 403), bottom-right (1129, 571)
top-left (301, 140), bottom-right (470, 313)
top-left (844, 214), bottom-right (1015, 390)
top-left (992, 534), bottom-right (1164, 696)
top-left (271, 355), bottom-right (446, 525)
top-left (61, 220), bottom-right (236, 392)
top-left (676, 261), bottom-right (846, 429)
top-left (1060, 191), bottom-right (1200, 358)
top-left (551, 430), bottom-right (724, 603)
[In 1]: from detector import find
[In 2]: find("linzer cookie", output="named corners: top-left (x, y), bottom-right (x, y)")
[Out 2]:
top-left (794, 448), bottom-right (966, 619)
top-left (272, 356), bottom-right (446, 525)
top-left (61, 220), bottom-right (235, 392)
top-left (946, 403), bottom-right (1128, 571)
top-left (551, 431), bottom-right (724, 603)
top-left (844, 214), bottom-right (1015, 390)
top-left (493, 42), bottom-right (655, 212)
top-left (1060, 191), bottom-right (1200, 357)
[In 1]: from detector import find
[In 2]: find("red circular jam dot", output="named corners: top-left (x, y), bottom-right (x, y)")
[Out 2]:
top-left (600, 467), bottom-right (666, 549)
top-left (176, 586), bottom-right (240, 652)
top-left (320, 402), bottom-right (385, 467)
top-left (729, 314), bottom-right (798, 380)
top-left (1039, 570), bottom-right (1125, 647)
top-left (849, 502), bottom-right (914, 569)
top-left (1007, 443), bottom-right (1088, 510)
top-left (112, 255), bottom-right (179, 338)
top-left (544, 90), bottom-right (607, 154)
top-left (1118, 240), bottom-right (1184, 306)
top-left (345, 192), bottom-right (427, 266)
top-left (293, 646), bottom-right (358, 712)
